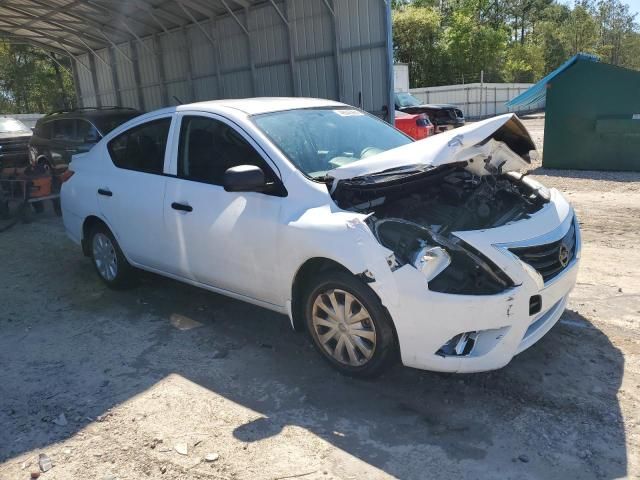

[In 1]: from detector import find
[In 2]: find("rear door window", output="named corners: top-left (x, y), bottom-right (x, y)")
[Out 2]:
top-left (52, 119), bottom-right (75, 141)
top-left (107, 118), bottom-right (171, 174)
top-left (76, 119), bottom-right (101, 143)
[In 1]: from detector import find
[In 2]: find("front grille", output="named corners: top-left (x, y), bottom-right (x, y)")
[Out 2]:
top-left (0, 139), bottom-right (30, 155)
top-left (510, 221), bottom-right (576, 283)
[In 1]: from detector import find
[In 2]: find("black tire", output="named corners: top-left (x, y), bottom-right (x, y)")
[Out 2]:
top-left (88, 223), bottom-right (135, 289)
top-left (303, 270), bottom-right (397, 378)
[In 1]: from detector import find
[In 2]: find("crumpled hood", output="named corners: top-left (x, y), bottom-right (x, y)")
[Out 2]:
top-left (328, 113), bottom-right (536, 182)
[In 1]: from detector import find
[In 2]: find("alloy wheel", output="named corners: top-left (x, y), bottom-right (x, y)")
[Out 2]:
top-left (92, 232), bottom-right (118, 281)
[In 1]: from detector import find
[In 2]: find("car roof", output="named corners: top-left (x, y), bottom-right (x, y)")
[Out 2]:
top-left (41, 107), bottom-right (142, 122)
top-left (180, 97), bottom-right (345, 115)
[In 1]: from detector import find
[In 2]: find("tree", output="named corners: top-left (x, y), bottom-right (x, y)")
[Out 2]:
top-left (0, 42), bottom-right (75, 114)
top-left (393, 6), bottom-right (444, 86)
top-left (442, 10), bottom-right (509, 82)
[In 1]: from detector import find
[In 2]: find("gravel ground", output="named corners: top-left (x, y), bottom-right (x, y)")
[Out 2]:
top-left (1, 114), bottom-right (639, 480)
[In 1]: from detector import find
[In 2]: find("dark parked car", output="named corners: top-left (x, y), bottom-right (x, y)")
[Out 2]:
top-left (30, 107), bottom-right (142, 173)
top-left (0, 117), bottom-right (32, 172)
top-left (394, 92), bottom-right (465, 133)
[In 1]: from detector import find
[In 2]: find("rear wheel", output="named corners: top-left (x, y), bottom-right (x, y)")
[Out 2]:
top-left (89, 224), bottom-right (135, 289)
top-left (304, 271), bottom-right (397, 378)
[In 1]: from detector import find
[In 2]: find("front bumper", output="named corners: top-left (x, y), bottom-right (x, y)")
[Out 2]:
top-left (383, 191), bottom-right (580, 373)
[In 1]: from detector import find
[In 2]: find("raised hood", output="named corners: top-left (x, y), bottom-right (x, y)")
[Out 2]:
top-left (327, 114), bottom-right (536, 183)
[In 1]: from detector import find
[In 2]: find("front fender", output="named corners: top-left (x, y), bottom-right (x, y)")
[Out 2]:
top-left (280, 205), bottom-right (400, 308)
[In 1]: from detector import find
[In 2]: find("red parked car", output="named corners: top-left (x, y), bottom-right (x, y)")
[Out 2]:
top-left (394, 111), bottom-right (434, 140)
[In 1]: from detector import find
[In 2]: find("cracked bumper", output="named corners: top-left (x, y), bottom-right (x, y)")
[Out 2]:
top-left (381, 197), bottom-right (580, 373)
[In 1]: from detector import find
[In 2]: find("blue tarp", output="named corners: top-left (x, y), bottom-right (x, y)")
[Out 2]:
top-left (505, 53), bottom-right (599, 108)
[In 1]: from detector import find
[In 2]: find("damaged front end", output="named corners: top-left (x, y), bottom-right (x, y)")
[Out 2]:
top-left (328, 114), bottom-right (549, 295)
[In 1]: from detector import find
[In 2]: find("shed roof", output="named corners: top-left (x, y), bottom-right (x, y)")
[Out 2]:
top-left (0, 0), bottom-right (258, 56)
top-left (505, 53), bottom-right (600, 108)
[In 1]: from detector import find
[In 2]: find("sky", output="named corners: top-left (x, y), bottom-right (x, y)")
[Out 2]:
top-left (559, 0), bottom-right (640, 17)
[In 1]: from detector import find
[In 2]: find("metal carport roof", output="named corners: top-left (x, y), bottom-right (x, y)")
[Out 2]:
top-left (0, 0), bottom-right (395, 120)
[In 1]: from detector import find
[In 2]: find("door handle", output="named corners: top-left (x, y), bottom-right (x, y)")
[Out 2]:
top-left (171, 202), bottom-right (193, 212)
top-left (98, 188), bottom-right (112, 197)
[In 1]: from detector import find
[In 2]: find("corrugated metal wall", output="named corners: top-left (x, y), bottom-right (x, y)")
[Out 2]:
top-left (74, 0), bottom-right (393, 119)
top-left (410, 83), bottom-right (545, 119)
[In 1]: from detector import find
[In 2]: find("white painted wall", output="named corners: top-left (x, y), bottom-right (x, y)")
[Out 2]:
top-left (394, 64), bottom-right (409, 92)
top-left (410, 83), bottom-right (544, 119)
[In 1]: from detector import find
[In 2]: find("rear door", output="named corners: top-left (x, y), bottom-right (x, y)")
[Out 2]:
top-left (97, 115), bottom-right (175, 269)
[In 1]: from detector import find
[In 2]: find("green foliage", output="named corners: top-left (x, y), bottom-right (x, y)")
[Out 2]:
top-left (393, 0), bottom-right (640, 86)
top-left (0, 43), bottom-right (75, 114)
top-left (393, 6), bottom-right (444, 86)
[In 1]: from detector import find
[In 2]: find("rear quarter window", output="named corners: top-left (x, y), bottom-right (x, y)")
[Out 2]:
top-left (107, 118), bottom-right (171, 174)
top-left (35, 121), bottom-right (53, 139)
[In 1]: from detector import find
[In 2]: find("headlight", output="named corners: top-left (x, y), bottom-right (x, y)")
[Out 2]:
top-left (428, 240), bottom-right (514, 295)
top-left (411, 243), bottom-right (450, 281)
top-left (371, 217), bottom-right (514, 295)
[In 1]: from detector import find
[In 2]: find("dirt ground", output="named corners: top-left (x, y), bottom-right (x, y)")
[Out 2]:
top-left (1, 114), bottom-right (639, 480)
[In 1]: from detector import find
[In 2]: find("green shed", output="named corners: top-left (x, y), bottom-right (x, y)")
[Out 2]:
top-left (506, 54), bottom-right (640, 171)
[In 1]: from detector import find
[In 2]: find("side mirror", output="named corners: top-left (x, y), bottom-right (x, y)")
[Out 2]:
top-left (223, 165), bottom-right (266, 192)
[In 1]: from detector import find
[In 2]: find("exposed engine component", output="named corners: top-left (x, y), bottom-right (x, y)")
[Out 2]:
top-left (333, 166), bottom-right (550, 295)
top-left (338, 168), bottom-right (547, 234)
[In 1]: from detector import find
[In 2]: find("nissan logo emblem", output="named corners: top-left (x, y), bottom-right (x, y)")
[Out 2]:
top-left (558, 244), bottom-right (570, 268)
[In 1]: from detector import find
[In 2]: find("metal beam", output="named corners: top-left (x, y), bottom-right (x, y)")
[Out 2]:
top-left (243, 7), bottom-right (256, 95)
top-left (0, 34), bottom-right (67, 55)
top-left (0, 15), bottom-right (87, 51)
top-left (87, 53), bottom-right (102, 107)
top-left (228, 0), bottom-right (250, 7)
top-left (218, 0), bottom-right (249, 35)
top-left (108, 46), bottom-right (123, 105)
top-left (269, 0), bottom-right (299, 96)
top-left (177, 1), bottom-right (216, 46)
top-left (122, 20), bottom-right (155, 57)
top-left (152, 33), bottom-right (169, 105)
top-left (73, 34), bottom-right (112, 71)
top-left (178, 0), bottom-right (217, 19)
top-left (70, 58), bottom-right (83, 108)
top-left (40, 49), bottom-right (71, 74)
top-left (322, 0), bottom-right (343, 101)
top-left (383, 0), bottom-right (394, 123)
top-left (99, 30), bottom-right (133, 64)
top-left (182, 26), bottom-right (196, 102)
top-left (84, 1), bottom-right (158, 31)
top-left (5, 0), bottom-right (131, 40)
top-left (129, 41), bottom-right (146, 110)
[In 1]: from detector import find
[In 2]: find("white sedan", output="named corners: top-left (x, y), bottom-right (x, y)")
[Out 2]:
top-left (61, 98), bottom-right (580, 377)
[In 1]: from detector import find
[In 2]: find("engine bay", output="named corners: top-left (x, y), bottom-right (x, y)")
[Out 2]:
top-left (335, 167), bottom-right (548, 233)
top-left (332, 166), bottom-right (549, 294)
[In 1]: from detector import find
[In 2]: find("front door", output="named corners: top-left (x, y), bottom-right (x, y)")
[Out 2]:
top-left (163, 113), bottom-right (284, 306)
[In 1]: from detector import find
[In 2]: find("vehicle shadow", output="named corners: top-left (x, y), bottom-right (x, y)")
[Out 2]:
top-left (0, 248), bottom-right (628, 479)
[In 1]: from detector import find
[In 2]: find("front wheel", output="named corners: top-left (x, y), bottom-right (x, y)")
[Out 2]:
top-left (89, 224), bottom-right (135, 289)
top-left (304, 271), bottom-right (397, 378)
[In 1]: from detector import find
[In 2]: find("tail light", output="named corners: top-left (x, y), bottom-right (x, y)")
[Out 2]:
top-left (60, 169), bottom-right (75, 183)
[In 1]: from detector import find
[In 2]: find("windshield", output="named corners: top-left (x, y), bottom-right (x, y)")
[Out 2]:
top-left (253, 107), bottom-right (411, 179)
top-left (94, 112), bottom-right (141, 134)
top-left (0, 118), bottom-right (30, 133)
top-left (395, 92), bottom-right (422, 108)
